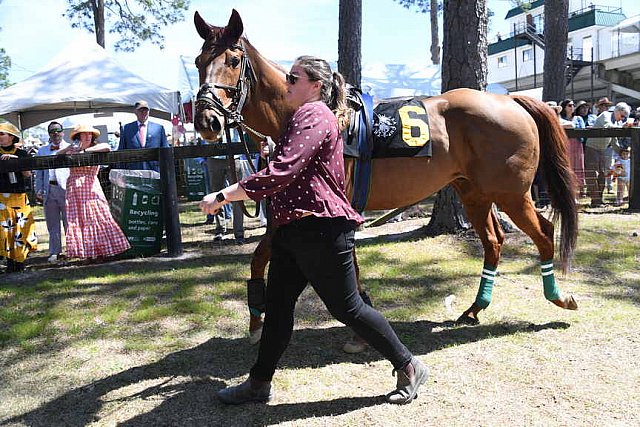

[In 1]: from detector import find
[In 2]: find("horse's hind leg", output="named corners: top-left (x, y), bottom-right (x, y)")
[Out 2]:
top-left (453, 186), bottom-right (505, 325)
top-left (499, 197), bottom-right (578, 310)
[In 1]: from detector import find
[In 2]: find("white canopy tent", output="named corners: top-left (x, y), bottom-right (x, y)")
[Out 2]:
top-left (0, 39), bottom-right (180, 129)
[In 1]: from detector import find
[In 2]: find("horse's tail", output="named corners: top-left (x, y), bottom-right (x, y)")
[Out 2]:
top-left (511, 95), bottom-right (578, 273)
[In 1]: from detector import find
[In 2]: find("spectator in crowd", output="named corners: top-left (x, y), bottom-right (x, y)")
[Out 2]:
top-left (206, 129), bottom-right (251, 243)
top-left (585, 102), bottom-right (632, 207)
top-left (575, 100), bottom-right (595, 128)
top-left (612, 147), bottom-right (631, 206)
top-left (200, 55), bottom-right (428, 406)
top-left (35, 121), bottom-right (70, 264)
top-left (58, 124), bottom-right (130, 260)
top-left (0, 121), bottom-right (37, 273)
top-left (560, 100), bottom-right (586, 199)
top-left (595, 97), bottom-right (613, 115)
top-left (118, 101), bottom-right (169, 172)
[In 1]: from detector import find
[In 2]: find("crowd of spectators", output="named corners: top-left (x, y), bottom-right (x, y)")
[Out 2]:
top-left (541, 97), bottom-right (638, 209)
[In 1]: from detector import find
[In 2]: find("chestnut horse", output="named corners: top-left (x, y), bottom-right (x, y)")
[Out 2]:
top-left (193, 10), bottom-right (578, 341)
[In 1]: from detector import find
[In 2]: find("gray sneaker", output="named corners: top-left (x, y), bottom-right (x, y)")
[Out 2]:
top-left (385, 357), bottom-right (429, 404)
top-left (217, 378), bottom-right (272, 405)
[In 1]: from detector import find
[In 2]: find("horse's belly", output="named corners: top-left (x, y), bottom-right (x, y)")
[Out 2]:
top-left (365, 157), bottom-right (455, 210)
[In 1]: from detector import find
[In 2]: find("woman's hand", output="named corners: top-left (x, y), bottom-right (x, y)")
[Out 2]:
top-left (199, 192), bottom-right (224, 215)
top-left (0, 153), bottom-right (18, 160)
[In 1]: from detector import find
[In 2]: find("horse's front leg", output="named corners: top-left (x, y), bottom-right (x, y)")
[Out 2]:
top-left (247, 228), bottom-right (274, 344)
top-left (454, 198), bottom-right (504, 325)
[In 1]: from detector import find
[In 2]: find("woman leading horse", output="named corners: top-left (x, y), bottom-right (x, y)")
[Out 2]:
top-left (193, 10), bottom-right (578, 343)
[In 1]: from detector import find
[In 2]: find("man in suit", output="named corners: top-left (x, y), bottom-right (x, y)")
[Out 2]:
top-left (118, 100), bottom-right (169, 171)
top-left (35, 121), bottom-right (70, 264)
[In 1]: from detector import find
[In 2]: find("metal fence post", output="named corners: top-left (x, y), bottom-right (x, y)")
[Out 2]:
top-left (159, 146), bottom-right (183, 256)
top-left (629, 128), bottom-right (640, 211)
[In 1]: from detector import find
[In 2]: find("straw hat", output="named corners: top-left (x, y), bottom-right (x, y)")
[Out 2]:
top-left (0, 121), bottom-right (22, 140)
top-left (596, 97), bottom-right (613, 107)
top-left (70, 124), bottom-right (100, 140)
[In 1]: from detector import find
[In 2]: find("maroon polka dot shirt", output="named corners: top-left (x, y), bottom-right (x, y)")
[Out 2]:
top-left (239, 101), bottom-right (364, 227)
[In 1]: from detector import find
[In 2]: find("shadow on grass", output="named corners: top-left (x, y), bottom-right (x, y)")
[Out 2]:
top-left (2, 319), bottom-right (569, 426)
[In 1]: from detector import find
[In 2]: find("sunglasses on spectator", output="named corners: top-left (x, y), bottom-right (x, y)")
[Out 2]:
top-left (49, 128), bottom-right (63, 134)
top-left (567, 103), bottom-right (575, 107)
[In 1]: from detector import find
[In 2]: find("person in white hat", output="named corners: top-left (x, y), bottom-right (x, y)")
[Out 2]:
top-left (117, 100), bottom-right (169, 172)
top-left (57, 124), bottom-right (130, 260)
top-left (0, 121), bottom-right (38, 273)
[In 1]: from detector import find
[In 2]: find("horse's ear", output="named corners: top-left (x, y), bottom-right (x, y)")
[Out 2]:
top-left (194, 11), bottom-right (212, 40)
top-left (223, 9), bottom-right (244, 42)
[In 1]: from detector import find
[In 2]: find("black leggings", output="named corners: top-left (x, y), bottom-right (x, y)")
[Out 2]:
top-left (250, 216), bottom-right (412, 381)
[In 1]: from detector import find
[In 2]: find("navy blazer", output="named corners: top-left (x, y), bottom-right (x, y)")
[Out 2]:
top-left (118, 121), bottom-right (169, 172)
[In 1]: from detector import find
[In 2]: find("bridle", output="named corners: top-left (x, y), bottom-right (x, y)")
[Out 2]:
top-left (195, 40), bottom-right (266, 218)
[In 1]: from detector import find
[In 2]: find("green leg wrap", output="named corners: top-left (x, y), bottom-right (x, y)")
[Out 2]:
top-left (541, 260), bottom-right (560, 301)
top-left (474, 264), bottom-right (497, 309)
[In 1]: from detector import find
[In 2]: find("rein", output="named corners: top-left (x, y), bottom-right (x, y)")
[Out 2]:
top-left (195, 41), bottom-right (265, 218)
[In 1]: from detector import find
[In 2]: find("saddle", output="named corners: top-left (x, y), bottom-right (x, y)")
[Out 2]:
top-left (343, 88), bottom-right (432, 212)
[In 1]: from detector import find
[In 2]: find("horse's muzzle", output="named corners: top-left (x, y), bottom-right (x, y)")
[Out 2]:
top-left (194, 108), bottom-right (223, 141)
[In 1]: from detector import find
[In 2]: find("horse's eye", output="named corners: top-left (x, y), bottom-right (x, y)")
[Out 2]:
top-left (230, 56), bottom-right (241, 68)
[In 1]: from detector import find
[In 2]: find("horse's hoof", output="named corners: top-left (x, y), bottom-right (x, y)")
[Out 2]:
top-left (343, 335), bottom-right (368, 354)
top-left (456, 310), bottom-right (480, 325)
top-left (552, 294), bottom-right (578, 310)
top-left (249, 326), bottom-right (263, 345)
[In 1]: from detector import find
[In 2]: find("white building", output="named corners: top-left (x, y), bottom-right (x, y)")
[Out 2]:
top-left (488, 0), bottom-right (640, 104)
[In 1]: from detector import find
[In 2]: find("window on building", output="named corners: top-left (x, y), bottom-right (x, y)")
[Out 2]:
top-left (522, 49), bottom-right (533, 62)
top-left (498, 55), bottom-right (508, 68)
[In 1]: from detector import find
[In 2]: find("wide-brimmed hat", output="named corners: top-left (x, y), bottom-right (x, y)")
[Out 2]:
top-left (0, 121), bottom-right (22, 140)
top-left (134, 100), bottom-right (149, 110)
top-left (545, 101), bottom-right (562, 114)
top-left (575, 100), bottom-right (590, 109)
top-left (596, 97), bottom-right (613, 107)
top-left (70, 124), bottom-right (100, 140)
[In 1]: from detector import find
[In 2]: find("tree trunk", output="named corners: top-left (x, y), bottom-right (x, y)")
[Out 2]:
top-left (429, 0), bottom-right (440, 64)
top-left (441, 0), bottom-right (488, 92)
top-left (91, 0), bottom-right (105, 48)
top-left (542, 0), bottom-right (569, 102)
top-left (338, 0), bottom-right (362, 87)
top-left (426, 0), bottom-right (488, 234)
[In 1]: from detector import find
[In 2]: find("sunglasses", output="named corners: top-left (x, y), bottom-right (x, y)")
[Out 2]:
top-left (286, 72), bottom-right (312, 85)
top-left (49, 129), bottom-right (63, 134)
top-left (285, 73), bottom-right (300, 85)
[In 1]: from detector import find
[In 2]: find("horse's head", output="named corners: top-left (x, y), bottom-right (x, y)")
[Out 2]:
top-left (193, 9), bottom-right (249, 141)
